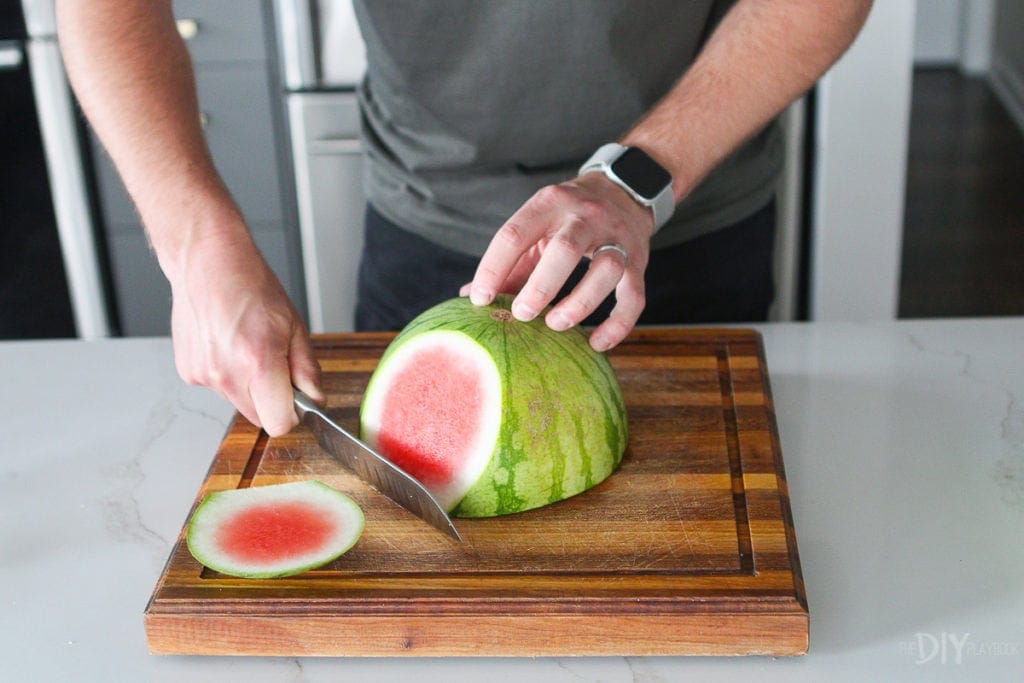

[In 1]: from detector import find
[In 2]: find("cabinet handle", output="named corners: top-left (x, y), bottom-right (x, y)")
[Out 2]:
top-left (310, 137), bottom-right (363, 155)
top-left (176, 18), bottom-right (200, 40)
top-left (0, 43), bottom-right (23, 71)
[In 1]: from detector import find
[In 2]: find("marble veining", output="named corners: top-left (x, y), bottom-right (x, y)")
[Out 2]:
top-left (905, 330), bottom-right (1024, 515)
top-left (994, 392), bottom-right (1024, 513)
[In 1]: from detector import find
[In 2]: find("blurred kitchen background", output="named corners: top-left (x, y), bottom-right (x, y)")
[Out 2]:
top-left (1, 0), bottom-right (1022, 340)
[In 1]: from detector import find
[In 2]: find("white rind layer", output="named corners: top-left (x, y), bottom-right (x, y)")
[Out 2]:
top-left (360, 330), bottom-right (503, 511)
top-left (186, 480), bottom-right (365, 578)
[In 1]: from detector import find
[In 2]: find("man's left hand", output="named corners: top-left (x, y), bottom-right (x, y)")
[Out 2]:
top-left (465, 172), bottom-right (655, 352)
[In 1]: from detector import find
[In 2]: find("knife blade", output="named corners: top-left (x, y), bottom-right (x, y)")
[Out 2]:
top-left (293, 389), bottom-right (462, 542)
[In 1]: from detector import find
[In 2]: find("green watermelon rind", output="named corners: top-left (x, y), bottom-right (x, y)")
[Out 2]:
top-left (360, 295), bottom-right (628, 518)
top-left (185, 480), bottom-right (365, 579)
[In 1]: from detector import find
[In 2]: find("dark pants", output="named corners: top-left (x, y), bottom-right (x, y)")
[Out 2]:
top-left (356, 201), bottom-right (776, 331)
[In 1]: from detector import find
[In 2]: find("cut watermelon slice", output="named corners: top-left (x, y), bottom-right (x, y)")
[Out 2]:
top-left (186, 480), bottom-right (364, 578)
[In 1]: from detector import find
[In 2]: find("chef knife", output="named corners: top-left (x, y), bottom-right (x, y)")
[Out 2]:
top-left (293, 389), bottom-right (462, 542)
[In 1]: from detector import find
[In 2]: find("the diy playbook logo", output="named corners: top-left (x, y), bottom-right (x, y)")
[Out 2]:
top-left (899, 632), bottom-right (1021, 665)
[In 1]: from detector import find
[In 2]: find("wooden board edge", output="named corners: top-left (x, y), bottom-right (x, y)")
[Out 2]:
top-left (750, 331), bottom-right (809, 613)
top-left (311, 331), bottom-right (395, 347)
top-left (145, 612), bottom-right (808, 657)
top-left (309, 327), bottom-right (763, 347)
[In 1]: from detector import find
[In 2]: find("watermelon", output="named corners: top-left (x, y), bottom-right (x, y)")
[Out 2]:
top-left (360, 295), bottom-right (627, 518)
top-left (186, 480), bottom-right (364, 578)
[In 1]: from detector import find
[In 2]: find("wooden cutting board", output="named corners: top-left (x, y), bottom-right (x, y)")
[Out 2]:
top-left (145, 328), bottom-right (808, 656)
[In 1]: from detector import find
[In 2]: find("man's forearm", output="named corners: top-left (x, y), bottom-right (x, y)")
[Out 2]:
top-left (623, 0), bottom-right (873, 202)
top-left (57, 0), bottom-right (246, 282)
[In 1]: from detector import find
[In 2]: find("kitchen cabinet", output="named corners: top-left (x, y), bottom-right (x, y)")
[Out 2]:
top-left (88, 0), bottom-right (301, 336)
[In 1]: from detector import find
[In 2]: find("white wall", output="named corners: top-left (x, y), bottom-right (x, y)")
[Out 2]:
top-left (914, 0), bottom-right (961, 64)
top-left (914, 0), bottom-right (996, 74)
top-left (990, 0), bottom-right (1024, 135)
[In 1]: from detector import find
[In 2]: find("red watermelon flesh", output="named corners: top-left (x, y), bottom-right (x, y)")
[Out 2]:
top-left (214, 501), bottom-right (337, 565)
top-left (375, 344), bottom-right (487, 489)
top-left (186, 480), bottom-right (364, 578)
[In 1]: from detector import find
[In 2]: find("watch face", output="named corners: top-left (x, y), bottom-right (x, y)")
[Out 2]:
top-left (610, 147), bottom-right (671, 201)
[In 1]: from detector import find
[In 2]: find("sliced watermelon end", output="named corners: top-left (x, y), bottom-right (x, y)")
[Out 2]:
top-left (186, 480), bottom-right (364, 579)
top-left (361, 329), bottom-right (502, 511)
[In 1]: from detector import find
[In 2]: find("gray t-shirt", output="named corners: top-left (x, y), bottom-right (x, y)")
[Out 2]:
top-left (352, 0), bottom-right (781, 256)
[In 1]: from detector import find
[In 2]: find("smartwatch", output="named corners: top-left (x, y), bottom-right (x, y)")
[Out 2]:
top-left (578, 143), bottom-right (675, 231)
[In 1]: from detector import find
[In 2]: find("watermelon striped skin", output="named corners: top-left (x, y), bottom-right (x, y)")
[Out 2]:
top-left (360, 295), bottom-right (628, 518)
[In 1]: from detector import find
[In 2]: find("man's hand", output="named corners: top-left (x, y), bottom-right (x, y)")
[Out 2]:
top-left (169, 230), bottom-right (322, 437)
top-left (467, 172), bottom-right (655, 352)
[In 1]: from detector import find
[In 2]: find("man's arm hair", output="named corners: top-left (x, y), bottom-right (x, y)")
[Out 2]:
top-left (57, 0), bottom-right (247, 281)
top-left (623, 0), bottom-right (874, 202)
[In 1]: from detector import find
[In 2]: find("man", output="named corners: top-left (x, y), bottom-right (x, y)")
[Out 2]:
top-left (57, 0), bottom-right (871, 436)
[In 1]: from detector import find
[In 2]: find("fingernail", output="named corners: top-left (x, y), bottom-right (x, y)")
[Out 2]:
top-left (470, 287), bottom-right (494, 306)
top-left (590, 333), bottom-right (611, 352)
top-left (512, 300), bottom-right (537, 321)
top-left (547, 311), bottom-right (571, 331)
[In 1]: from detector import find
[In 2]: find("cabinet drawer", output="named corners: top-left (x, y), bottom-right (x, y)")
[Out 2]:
top-left (108, 223), bottom-right (299, 337)
top-left (195, 65), bottom-right (283, 223)
top-left (107, 231), bottom-right (170, 337)
top-left (92, 65), bottom-right (283, 231)
top-left (172, 0), bottom-right (268, 64)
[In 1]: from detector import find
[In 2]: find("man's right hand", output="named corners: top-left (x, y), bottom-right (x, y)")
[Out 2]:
top-left (168, 228), bottom-right (323, 437)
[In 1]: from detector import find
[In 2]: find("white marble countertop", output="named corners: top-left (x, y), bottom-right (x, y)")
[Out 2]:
top-left (2, 319), bottom-right (1022, 681)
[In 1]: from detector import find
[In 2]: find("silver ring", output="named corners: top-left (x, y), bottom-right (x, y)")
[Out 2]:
top-left (591, 242), bottom-right (628, 263)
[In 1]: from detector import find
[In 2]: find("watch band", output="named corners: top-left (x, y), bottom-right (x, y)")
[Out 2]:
top-left (578, 143), bottom-right (675, 232)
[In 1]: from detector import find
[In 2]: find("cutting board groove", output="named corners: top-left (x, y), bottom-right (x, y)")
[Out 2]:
top-left (145, 328), bottom-right (808, 656)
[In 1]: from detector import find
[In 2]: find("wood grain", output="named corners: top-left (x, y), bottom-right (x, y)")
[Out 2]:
top-left (144, 328), bottom-right (808, 656)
